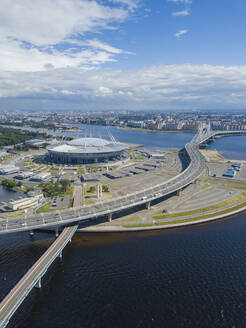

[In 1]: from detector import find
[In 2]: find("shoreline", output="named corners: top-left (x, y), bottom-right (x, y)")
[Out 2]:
top-left (199, 149), bottom-right (246, 163)
top-left (117, 126), bottom-right (196, 134)
top-left (77, 204), bottom-right (246, 233)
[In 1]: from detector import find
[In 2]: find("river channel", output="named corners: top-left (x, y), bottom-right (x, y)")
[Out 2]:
top-left (1, 127), bottom-right (246, 327)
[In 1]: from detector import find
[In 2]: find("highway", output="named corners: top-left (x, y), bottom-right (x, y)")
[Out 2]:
top-left (0, 128), bottom-right (243, 235)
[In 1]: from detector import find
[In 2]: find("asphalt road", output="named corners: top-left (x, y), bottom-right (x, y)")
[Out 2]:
top-left (1, 129), bottom-right (234, 235)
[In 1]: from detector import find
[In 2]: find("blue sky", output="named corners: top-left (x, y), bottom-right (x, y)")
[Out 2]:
top-left (1, 0), bottom-right (246, 111)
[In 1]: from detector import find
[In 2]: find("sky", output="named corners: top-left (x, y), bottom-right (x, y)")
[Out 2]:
top-left (1, 0), bottom-right (246, 112)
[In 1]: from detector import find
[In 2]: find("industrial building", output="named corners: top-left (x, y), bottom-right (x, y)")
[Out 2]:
top-left (25, 139), bottom-right (48, 148)
top-left (47, 137), bottom-right (128, 164)
top-left (7, 194), bottom-right (43, 211)
top-left (0, 166), bottom-right (20, 175)
top-left (30, 172), bottom-right (51, 182)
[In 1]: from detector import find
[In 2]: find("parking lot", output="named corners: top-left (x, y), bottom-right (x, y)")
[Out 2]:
top-left (207, 162), bottom-right (246, 181)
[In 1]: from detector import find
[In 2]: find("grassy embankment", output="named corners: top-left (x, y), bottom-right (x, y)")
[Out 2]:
top-left (4, 212), bottom-right (24, 217)
top-left (152, 193), bottom-right (246, 220)
top-left (122, 193), bottom-right (246, 228)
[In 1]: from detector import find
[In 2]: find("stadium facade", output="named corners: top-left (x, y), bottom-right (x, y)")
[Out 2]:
top-left (47, 137), bottom-right (128, 164)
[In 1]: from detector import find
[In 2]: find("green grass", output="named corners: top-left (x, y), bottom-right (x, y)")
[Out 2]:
top-left (223, 184), bottom-right (246, 190)
top-left (49, 168), bottom-right (61, 174)
top-left (135, 155), bottom-right (144, 160)
top-left (118, 191), bottom-right (125, 196)
top-left (5, 212), bottom-right (24, 217)
top-left (36, 202), bottom-right (53, 213)
top-left (152, 192), bottom-right (246, 220)
top-left (208, 180), bottom-right (219, 184)
top-left (69, 196), bottom-right (74, 208)
top-left (123, 223), bottom-right (153, 228)
top-left (200, 183), bottom-right (211, 190)
top-left (122, 216), bottom-right (141, 223)
top-left (222, 180), bottom-right (246, 185)
top-left (110, 184), bottom-right (119, 191)
top-left (83, 199), bottom-right (96, 205)
top-left (123, 201), bottom-right (246, 229)
top-left (156, 201), bottom-right (246, 226)
top-left (77, 167), bottom-right (84, 174)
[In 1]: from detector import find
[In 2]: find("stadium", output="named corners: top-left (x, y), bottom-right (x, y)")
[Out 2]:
top-left (47, 137), bottom-right (128, 164)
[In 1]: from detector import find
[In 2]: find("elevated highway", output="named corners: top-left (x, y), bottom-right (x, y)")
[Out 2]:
top-left (0, 129), bottom-right (244, 235)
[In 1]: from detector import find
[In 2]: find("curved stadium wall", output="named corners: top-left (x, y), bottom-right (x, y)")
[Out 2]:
top-left (47, 137), bottom-right (127, 164)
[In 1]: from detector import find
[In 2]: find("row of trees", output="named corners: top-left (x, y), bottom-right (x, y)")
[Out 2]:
top-left (1, 179), bottom-right (34, 193)
top-left (1, 179), bottom-right (21, 188)
top-left (40, 179), bottom-right (71, 197)
top-left (0, 126), bottom-right (48, 147)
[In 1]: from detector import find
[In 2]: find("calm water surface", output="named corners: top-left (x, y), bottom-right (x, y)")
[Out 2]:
top-left (207, 135), bottom-right (246, 160)
top-left (1, 214), bottom-right (246, 328)
top-left (0, 185), bottom-right (23, 202)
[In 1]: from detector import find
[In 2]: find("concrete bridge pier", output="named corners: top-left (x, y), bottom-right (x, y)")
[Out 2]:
top-left (55, 227), bottom-right (59, 238)
top-left (146, 201), bottom-right (151, 210)
top-left (35, 278), bottom-right (42, 289)
top-left (176, 189), bottom-right (182, 196)
top-left (108, 213), bottom-right (112, 222)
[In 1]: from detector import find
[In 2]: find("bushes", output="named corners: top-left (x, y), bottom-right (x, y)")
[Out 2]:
top-left (88, 186), bottom-right (96, 193)
top-left (40, 179), bottom-right (71, 197)
top-left (1, 179), bottom-right (21, 188)
top-left (102, 185), bottom-right (109, 192)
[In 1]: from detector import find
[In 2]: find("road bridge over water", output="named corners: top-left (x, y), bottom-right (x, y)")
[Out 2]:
top-left (0, 186), bottom-right (82, 328)
top-left (0, 128), bottom-right (245, 235)
top-left (0, 225), bottom-right (77, 328)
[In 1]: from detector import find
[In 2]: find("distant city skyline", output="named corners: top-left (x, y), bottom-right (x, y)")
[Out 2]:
top-left (1, 0), bottom-right (246, 111)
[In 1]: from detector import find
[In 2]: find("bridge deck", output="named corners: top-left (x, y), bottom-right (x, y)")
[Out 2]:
top-left (0, 225), bottom-right (77, 327)
top-left (0, 186), bottom-right (82, 327)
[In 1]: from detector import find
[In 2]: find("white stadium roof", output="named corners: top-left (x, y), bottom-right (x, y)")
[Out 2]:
top-left (47, 137), bottom-right (127, 155)
top-left (68, 137), bottom-right (110, 147)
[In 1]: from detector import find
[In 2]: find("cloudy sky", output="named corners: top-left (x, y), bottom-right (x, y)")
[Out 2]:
top-left (1, 0), bottom-right (246, 111)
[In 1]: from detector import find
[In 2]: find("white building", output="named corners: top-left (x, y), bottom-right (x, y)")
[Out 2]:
top-left (0, 166), bottom-right (20, 175)
top-left (7, 194), bottom-right (44, 211)
top-left (30, 172), bottom-right (51, 182)
top-left (0, 151), bottom-right (8, 160)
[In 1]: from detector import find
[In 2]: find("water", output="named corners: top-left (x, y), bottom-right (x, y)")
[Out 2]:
top-left (1, 214), bottom-right (246, 327)
top-left (72, 124), bottom-right (194, 150)
top-left (0, 185), bottom-right (23, 203)
top-left (1, 123), bottom-right (194, 150)
top-left (1, 128), bottom-right (246, 327)
top-left (207, 135), bottom-right (246, 160)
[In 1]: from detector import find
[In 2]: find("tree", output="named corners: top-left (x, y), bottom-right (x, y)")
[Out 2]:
top-left (102, 185), bottom-right (109, 192)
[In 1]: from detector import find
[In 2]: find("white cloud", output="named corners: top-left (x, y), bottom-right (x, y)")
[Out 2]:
top-left (172, 9), bottom-right (190, 16)
top-left (0, 0), bottom-right (128, 46)
top-left (0, 0), bottom-right (136, 72)
top-left (1, 64), bottom-right (246, 110)
top-left (175, 29), bottom-right (188, 38)
top-left (108, 0), bottom-right (139, 11)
